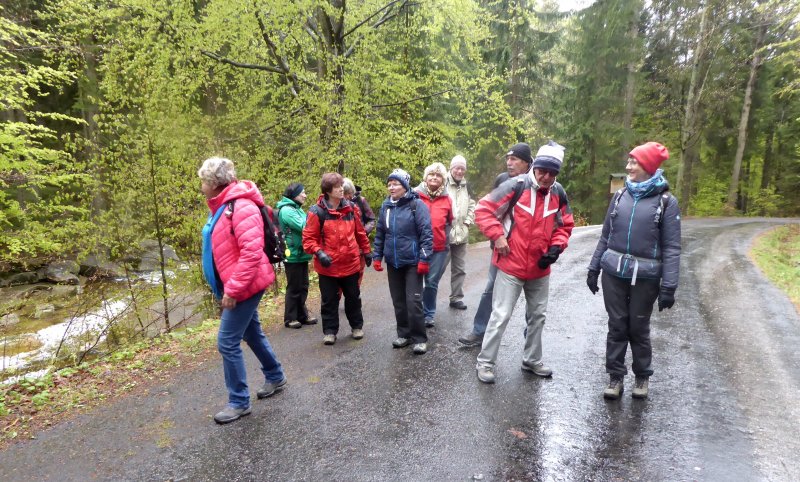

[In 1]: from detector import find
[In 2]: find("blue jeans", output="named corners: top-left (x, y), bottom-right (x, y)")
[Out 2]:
top-left (423, 250), bottom-right (450, 320)
top-left (218, 290), bottom-right (285, 408)
top-left (471, 262), bottom-right (498, 336)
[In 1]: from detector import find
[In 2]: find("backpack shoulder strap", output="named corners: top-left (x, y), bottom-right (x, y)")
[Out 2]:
top-left (657, 193), bottom-right (670, 227)
top-left (309, 204), bottom-right (328, 245)
top-left (611, 187), bottom-right (626, 215)
top-left (505, 178), bottom-right (526, 218)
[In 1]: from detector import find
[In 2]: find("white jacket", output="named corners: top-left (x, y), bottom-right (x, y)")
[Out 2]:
top-left (445, 173), bottom-right (475, 245)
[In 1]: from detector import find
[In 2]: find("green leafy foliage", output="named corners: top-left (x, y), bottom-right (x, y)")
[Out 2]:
top-left (0, 0), bottom-right (798, 277)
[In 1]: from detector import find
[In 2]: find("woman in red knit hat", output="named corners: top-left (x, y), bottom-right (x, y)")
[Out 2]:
top-left (586, 142), bottom-right (682, 400)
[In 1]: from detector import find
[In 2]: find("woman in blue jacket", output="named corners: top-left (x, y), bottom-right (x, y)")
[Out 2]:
top-left (587, 142), bottom-right (681, 400)
top-left (372, 168), bottom-right (434, 354)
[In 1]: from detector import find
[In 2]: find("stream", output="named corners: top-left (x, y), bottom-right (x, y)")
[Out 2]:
top-left (0, 267), bottom-right (202, 382)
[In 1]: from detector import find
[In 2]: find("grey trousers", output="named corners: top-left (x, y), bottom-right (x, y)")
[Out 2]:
top-left (476, 270), bottom-right (549, 369)
top-left (446, 243), bottom-right (468, 302)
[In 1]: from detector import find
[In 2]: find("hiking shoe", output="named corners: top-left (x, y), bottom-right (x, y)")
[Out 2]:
top-left (257, 377), bottom-right (287, 399)
top-left (449, 301), bottom-right (468, 310)
top-left (213, 405), bottom-right (251, 424)
top-left (323, 334), bottom-right (336, 345)
top-left (351, 328), bottom-right (364, 340)
top-left (425, 318), bottom-right (435, 328)
top-left (412, 343), bottom-right (427, 354)
top-left (476, 366), bottom-right (495, 384)
top-left (285, 320), bottom-right (302, 329)
top-left (458, 332), bottom-right (484, 347)
top-left (603, 376), bottom-right (624, 400)
top-left (521, 361), bottom-right (553, 378)
top-left (300, 317), bottom-right (318, 325)
top-left (632, 376), bottom-right (649, 399)
top-left (392, 337), bottom-right (410, 348)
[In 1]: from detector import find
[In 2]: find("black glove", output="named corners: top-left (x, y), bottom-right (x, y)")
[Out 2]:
top-left (363, 252), bottom-right (373, 267)
top-left (537, 245), bottom-right (562, 269)
top-left (316, 250), bottom-right (332, 268)
top-left (658, 287), bottom-right (675, 312)
top-left (587, 270), bottom-right (600, 295)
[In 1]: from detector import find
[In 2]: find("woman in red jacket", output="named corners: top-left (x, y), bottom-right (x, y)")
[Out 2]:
top-left (415, 162), bottom-right (453, 327)
top-left (198, 157), bottom-right (286, 424)
top-left (302, 172), bottom-right (372, 345)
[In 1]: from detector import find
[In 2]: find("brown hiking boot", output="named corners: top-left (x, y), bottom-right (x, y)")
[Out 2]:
top-left (632, 376), bottom-right (649, 399)
top-left (603, 376), bottom-right (624, 400)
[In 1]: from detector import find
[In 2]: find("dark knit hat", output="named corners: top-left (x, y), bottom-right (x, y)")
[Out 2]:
top-left (630, 142), bottom-right (669, 174)
top-left (387, 168), bottom-right (411, 191)
top-left (506, 143), bottom-right (533, 165)
top-left (533, 140), bottom-right (566, 173)
top-left (283, 182), bottom-right (305, 200)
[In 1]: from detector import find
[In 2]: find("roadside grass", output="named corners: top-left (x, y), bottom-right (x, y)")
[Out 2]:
top-left (0, 283), bottom-right (297, 449)
top-left (750, 224), bottom-right (800, 313)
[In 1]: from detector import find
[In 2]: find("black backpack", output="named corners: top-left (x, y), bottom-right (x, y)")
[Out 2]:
top-left (226, 200), bottom-right (286, 265)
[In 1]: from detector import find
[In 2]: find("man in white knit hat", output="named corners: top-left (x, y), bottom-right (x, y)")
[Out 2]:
top-left (472, 141), bottom-right (574, 384)
top-left (444, 155), bottom-right (475, 310)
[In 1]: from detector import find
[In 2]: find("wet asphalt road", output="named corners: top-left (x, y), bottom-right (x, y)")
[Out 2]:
top-left (1, 218), bottom-right (799, 481)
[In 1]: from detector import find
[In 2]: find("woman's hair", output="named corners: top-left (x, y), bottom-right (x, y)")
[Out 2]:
top-left (342, 178), bottom-right (356, 195)
top-left (197, 157), bottom-right (236, 189)
top-left (320, 172), bottom-right (344, 195)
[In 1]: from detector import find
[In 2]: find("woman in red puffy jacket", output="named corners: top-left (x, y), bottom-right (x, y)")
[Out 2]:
top-left (302, 172), bottom-right (372, 346)
top-left (415, 162), bottom-right (453, 328)
top-left (199, 157), bottom-right (286, 425)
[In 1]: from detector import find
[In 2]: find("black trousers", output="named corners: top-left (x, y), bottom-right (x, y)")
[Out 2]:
top-left (602, 273), bottom-right (660, 378)
top-left (284, 261), bottom-right (310, 324)
top-left (318, 272), bottom-right (363, 335)
top-left (387, 264), bottom-right (427, 344)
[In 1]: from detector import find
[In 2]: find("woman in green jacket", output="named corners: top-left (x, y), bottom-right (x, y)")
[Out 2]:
top-left (276, 183), bottom-right (317, 329)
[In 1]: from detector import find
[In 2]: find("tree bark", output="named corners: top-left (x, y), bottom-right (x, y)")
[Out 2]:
top-left (677, 4), bottom-right (709, 213)
top-left (726, 24), bottom-right (767, 211)
top-left (621, 1), bottom-right (641, 156)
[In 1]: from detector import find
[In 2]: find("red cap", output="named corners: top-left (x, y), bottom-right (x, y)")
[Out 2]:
top-left (629, 142), bottom-right (669, 174)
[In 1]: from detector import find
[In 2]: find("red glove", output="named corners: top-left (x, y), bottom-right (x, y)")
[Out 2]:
top-left (373, 260), bottom-right (384, 272)
top-left (417, 261), bottom-right (430, 275)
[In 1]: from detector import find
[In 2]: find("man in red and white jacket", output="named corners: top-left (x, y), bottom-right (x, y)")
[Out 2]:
top-left (473, 141), bottom-right (574, 384)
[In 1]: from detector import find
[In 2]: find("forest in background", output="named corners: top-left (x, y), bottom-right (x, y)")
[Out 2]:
top-left (3, 0), bottom-right (800, 272)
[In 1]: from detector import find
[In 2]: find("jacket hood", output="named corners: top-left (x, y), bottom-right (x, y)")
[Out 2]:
top-left (382, 188), bottom-right (419, 208)
top-left (207, 180), bottom-right (265, 212)
top-left (415, 182), bottom-right (448, 199)
top-left (276, 196), bottom-right (301, 209)
top-left (314, 194), bottom-right (355, 215)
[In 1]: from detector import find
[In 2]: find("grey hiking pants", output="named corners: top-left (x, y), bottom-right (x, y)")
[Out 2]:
top-left (476, 269), bottom-right (549, 369)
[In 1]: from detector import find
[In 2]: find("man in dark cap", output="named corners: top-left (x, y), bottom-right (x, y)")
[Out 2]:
top-left (457, 142), bottom-right (533, 347)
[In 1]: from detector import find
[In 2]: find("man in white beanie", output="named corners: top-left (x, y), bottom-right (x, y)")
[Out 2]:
top-left (472, 141), bottom-right (574, 384)
top-left (444, 155), bottom-right (475, 310)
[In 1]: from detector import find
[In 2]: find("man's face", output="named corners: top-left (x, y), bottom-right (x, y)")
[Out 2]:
top-left (506, 155), bottom-right (528, 177)
top-left (534, 168), bottom-right (558, 189)
top-left (450, 166), bottom-right (466, 181)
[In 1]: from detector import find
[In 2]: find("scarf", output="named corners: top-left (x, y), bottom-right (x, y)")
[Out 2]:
top-left (625, 169), bottom-right (667, 200)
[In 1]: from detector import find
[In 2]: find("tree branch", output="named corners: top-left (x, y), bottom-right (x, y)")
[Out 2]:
top-left (200, 50), bottom-right (283, 73)
top-left (344, 0), bottom-right (407, 38)
top-left (252, 0), bottom-right (303, 97)
top-left (372, 89), bottom-right (454, 108)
